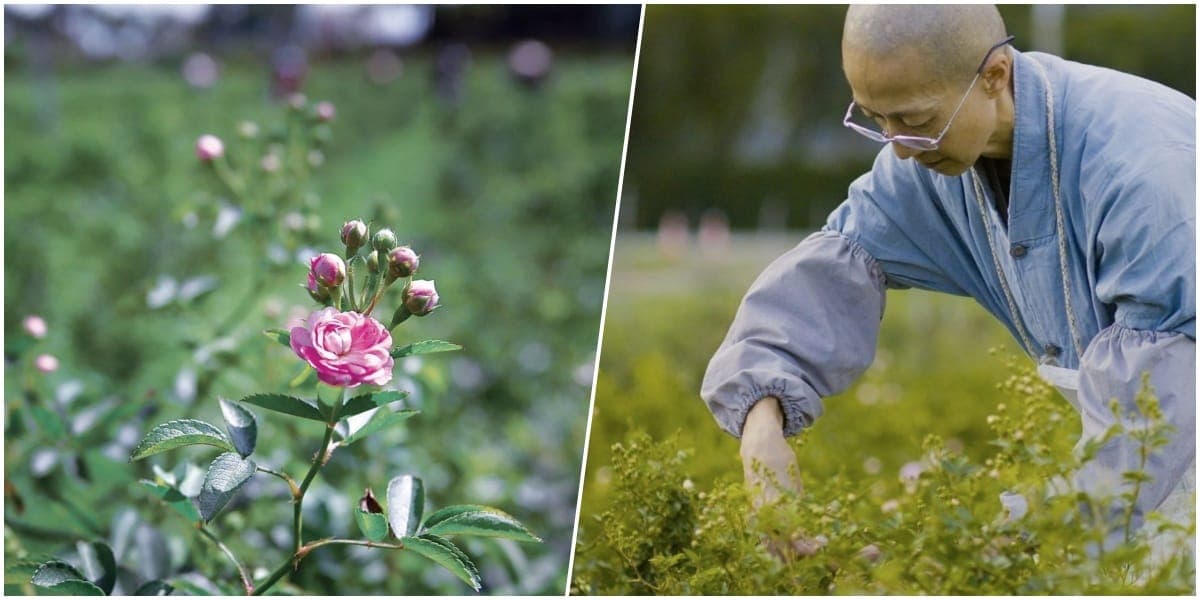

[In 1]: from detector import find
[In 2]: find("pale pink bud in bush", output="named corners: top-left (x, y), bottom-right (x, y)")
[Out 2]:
top-left (195, 134), bottom-right (224, 162)
top-left (309, 253), bottom-right (346, 288)
top-left (35, 354), bottom-right (58, 373)
top-left (388, 246), bottom-right (419, 278)
top-left (899, 461), bottom-right (924, 483)
top-left (315, 101), bottom-right (336, 122)
top-left (341, 220), bottom-right (368, 251)
top-left (857, 543), bottom-right (882, 563)
top-left (23, 315), bottom-right (47, 339)
top-left (403, 280), bottom-right (439, 316)
top-left (290, 307), bottom-right (394, 387)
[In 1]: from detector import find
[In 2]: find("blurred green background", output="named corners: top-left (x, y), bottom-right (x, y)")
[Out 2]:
top-left (623, 4), bottom-right (1196, 230)
top-left (4, 5), bottom-right (636, 595)
top-left (577, 3), bottom-right (1195, 584)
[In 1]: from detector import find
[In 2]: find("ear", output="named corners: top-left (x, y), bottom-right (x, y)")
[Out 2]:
top-left (981, 51), bottom-right (1012, 98)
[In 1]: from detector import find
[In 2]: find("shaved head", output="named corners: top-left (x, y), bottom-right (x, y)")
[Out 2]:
top-left (843, 5), bottom-right (1008, 84)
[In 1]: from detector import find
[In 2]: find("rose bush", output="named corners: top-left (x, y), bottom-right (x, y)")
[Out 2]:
top-left (289, 307), bottom-right (394, 387)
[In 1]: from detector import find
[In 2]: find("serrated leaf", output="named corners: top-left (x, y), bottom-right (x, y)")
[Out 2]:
top-left (76, 540), bottom-right (117, 594)
top-left (401, 534), bottom-right (480, 591)
top-left (134, 580), bottom-right (174, 595)
top-left (354, 509), bottom-right (391, 542)
top-left (422, 505), bottom-right (542, 543)
top-left (340, 409), bottom-right (418, 446)
top-left (341, 390), bottom-right (408, 420)
top-left (218, 399), bottom-right (257, 457)
top-left (130, 419), bottom-right (235, 461)
top-left (390, 340), bottom-right (462, 358)
top-left (387, 475), bottom-right (424, 538)
top-left (238, 393), bottom-right (325, 422)
top-left (197, 453), bottom-right (257, 522)
top-left (37, 579), bottom-right (106, 595)
top-left (262, 328), bottom-right (291, 348)
top-left (31, 561), bottom-right (85, 586)
top-left (140, 480), bottom-right (201, 523)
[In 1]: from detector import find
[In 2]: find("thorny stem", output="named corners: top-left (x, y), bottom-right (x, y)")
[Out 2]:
top-left (251, 539), bottom-right (406, 596)
top-left (253, 392), bottom-right (342, 596)
top-left (198, 526), bottom-right (254, 595)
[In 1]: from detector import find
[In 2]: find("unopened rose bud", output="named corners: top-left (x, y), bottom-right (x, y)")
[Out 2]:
top-left (309, 253), bottom-right (346, 288)
top-left (372, 228), bottom-right (398, 252)
top-left (403, 280), bottom-right (439, 316)
top-left (358, 488), bottom-right (384, 513)
top-left (388, 246), bottom-right (419, 278)
top-left (288, 93), bottom-right (307, 110)
top-left (35, 354), bottom-right (58, 373)
top-left (315, 101), bottom-right (336, 122)
top-left (195, 134), bottom-right (224, 162)
top-left (857, 543), bottom-right (882, 563)
top-left (366, 250), bottom-right (381, 273)
top-left (23, 315), bottom-right (47, 339)
top-left (341, 220), bottom-right (368, 252)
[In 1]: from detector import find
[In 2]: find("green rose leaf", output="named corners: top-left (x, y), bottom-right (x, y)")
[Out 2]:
top-left (421, 505), bottom-right (542, 543)
top-left (262, 328), bottom-right (291, 348)
top-left (140, 480), bottom-right (202, 523)
top-left (218, 398), bottom-right (257, 457)
top-left (400, 534), bottom-right (480, 591)
top-left (130, 419), bottom-right (235, 461)
top-left (341, 390), bottom-right (408, 420)
top-left (31, 561), bottom-right (104, 595)
top-left (354, 509), bottom-right (391, 542)
top-left (197, 452), bottom-right (257, 523)
top-left (339, 409), bottom-right (418, 446)
top-left (30, 405), bottom-right (67, 442)
top-left (390, 340), bottom-right (462, 359)
top-left (31, 560), bottom-right (85, 586)
top-left (386, 475), bottom-right (424, 538)
top-left (76, 540), bottom-right (117, 594)
top-left (239, 393), bottom-right (325, 422)
top-left (134, 580), bottom-right (175, 596)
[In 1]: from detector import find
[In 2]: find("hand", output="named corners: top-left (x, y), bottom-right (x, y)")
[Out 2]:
top-left (740, 397), bottom-right (824, 559)
top-left (740, 396), bottom-right (802, 507)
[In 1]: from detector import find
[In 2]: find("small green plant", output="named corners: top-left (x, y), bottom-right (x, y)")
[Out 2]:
top-left (572, 354), bottom-right (1194, 595)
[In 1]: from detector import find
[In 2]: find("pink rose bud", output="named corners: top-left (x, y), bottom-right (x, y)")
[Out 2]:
top-left (388, 246), bottom-right (419, 278)
top-left (403, 280), bottom-right (439, 316)
top-left (290, 307), bottom-right (394, 387)
top-left (23, 315), bottom-right (47, 339)
top-left (195, 134), bottom-right (224, 162)
top-left (309, 253), bottom-right (346, 288)
top-left (341, 220), bottom-right (368, 251)
top-left (316, 101), bottom-right (336, 122)
top-left (35, 354), bottom-right (58, 373)
top-left (288, 93), bottom-right (307, 110)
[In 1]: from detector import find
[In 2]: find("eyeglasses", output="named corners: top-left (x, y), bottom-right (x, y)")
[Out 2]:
top-left (842, 35), bottom-right (1015, 151)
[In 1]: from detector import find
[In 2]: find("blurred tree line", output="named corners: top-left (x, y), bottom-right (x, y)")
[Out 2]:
top-left (624, 5), bottom-right (1196, 231)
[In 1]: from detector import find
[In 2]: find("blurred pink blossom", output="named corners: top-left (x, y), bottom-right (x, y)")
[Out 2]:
top-left (316, 101), bottom-right (336, 122)
top-left (195, 134), bottom-right (224, 162)
top-left (290, 308), bottom-right (394, 387)
top-left (35, 354), bottom-right (58, 373)
top-left (23, 315), bottom-right (47, 339)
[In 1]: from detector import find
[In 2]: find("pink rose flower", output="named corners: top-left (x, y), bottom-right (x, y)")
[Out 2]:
top-left (35, 354), bottom-right (58, 373)
top-left (23, 315), bottom-right (47, 339)
top-left (290, 308), bottom-right (394, 387)
top-left (195, 134), bottom-right (224, 162)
